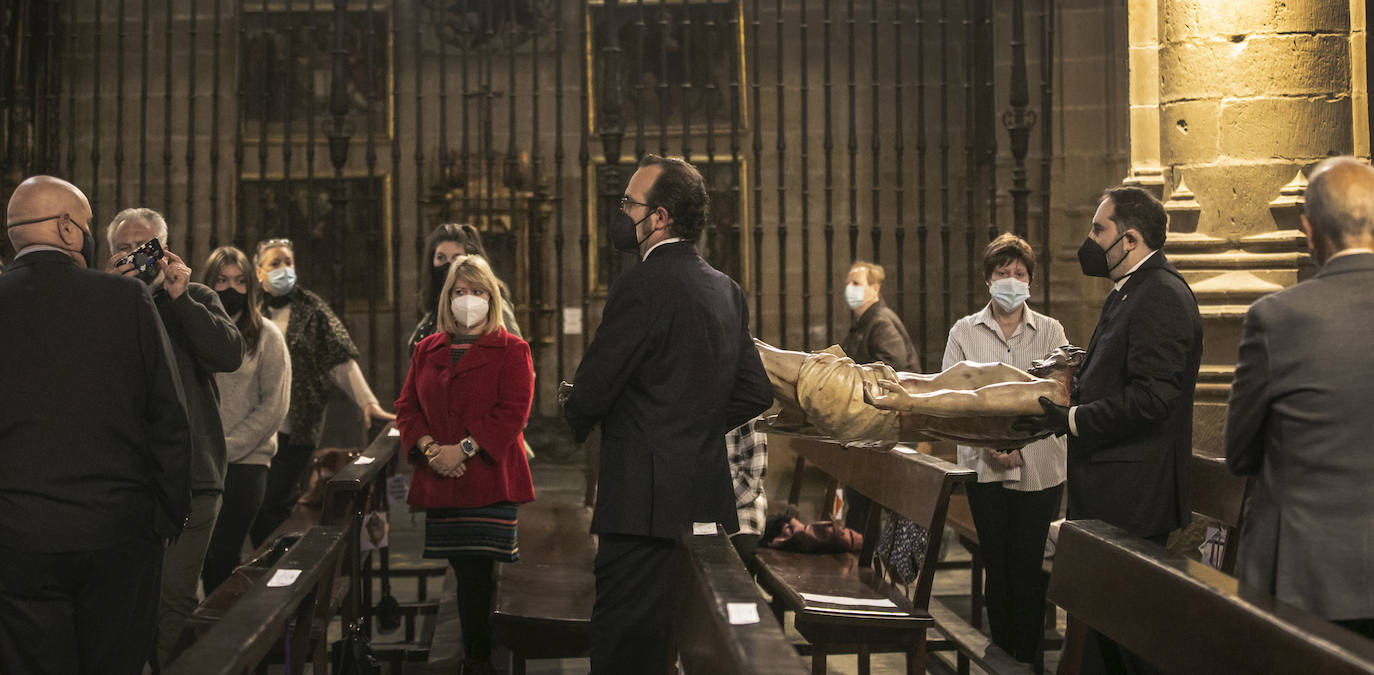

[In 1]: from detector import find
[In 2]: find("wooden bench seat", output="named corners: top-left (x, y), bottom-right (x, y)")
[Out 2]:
top-left (757, 435), bottom-right (974, 673)
top-left (490, 503), bottom-right (597, 674)
top-left (1049, 519), bottom-right (1374, 675)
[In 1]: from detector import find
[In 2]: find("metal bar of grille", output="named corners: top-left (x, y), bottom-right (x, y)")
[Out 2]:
top-left (823, 0), bottom-right (835, 346)
top-left (775, 0), bottom-right (787, 346)
top-left (750, 0), bottom-right (762, 337)
top-left (799, 0), bottom-right (810, 351)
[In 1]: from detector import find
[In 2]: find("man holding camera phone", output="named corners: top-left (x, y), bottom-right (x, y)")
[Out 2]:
top-left (105, 207), bottom-right (244, 668)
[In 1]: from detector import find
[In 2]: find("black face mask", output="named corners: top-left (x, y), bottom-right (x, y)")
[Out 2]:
top-left (609, 210), bottom-right (655, 253)
top-left (429, 262), bottom-right (452, 308)
top-left (217, 287), bottom-right (247, 316)
top-left (79, 229), bottom-right (96, 269)
top-left (1077, 233), bottom-right (1128, 279)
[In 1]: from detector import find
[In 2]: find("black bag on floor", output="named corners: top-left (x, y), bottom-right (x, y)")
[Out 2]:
top-left (331, 621), bottom-right (380, 675)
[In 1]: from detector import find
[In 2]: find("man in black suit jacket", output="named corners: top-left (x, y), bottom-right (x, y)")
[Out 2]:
top-left (0, 176), bottom-right (192, 674)
top-left (1226, 157), bottom-right (1374, 639)
top-left (1017, 185), bottom-right (1202, 674)
top-left (564, 155), bottom-right (772, 673)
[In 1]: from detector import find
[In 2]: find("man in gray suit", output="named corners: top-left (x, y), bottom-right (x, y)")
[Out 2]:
top-left (1226, 156), bottom-right (1374, 639)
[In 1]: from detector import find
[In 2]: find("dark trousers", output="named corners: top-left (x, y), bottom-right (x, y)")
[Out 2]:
top-left (590, 533), bottom-right (677, 675)
top-left (449, 557), bottom-right (496, 663)
top-left (845, 488), bottom-right (874, 532)
top-left (1080, 533), bottom-right (1170, 675)
top-left (249, 434), bottom-right (314, 547)
top-left (202, 464), bottom-right (270, 594)
top-left (966, 480), bottom-right (1063, 661)
top-left (0, 535), bottom-right (163, 675)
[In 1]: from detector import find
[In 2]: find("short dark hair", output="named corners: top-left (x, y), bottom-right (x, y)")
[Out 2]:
top-left (982, 233), bottom-right (1036, 282)
top-left (1101, 186), bottom-right (1167, 250)
top-left (639, 154), bottom-right (710, 241)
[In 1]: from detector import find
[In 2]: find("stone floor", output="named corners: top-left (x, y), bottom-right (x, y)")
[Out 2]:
top-left (354, 448), bottom-right (1064, 675)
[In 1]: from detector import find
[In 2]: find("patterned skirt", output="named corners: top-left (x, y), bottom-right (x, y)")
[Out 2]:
top-left (422, 502), bottom-right (519, 562)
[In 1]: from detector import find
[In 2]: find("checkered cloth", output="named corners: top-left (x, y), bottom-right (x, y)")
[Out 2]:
top-left (726, 418), bottom-right (769, 536)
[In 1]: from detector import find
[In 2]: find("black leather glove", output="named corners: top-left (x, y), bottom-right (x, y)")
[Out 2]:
top-left (1011, 396), bottom-right (1070, 436)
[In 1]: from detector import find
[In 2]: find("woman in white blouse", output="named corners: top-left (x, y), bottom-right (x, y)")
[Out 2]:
top-left (942, 233), bottom-right (1068, 663)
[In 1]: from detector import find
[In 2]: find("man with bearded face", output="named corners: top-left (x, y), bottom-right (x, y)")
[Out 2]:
top-left (0, 177), bottom-right (192, 673)
top-left (1015, 185), bottom-right (1201, 675)
top-left (105, 207), bottom-right (245, 667)
top-left (1225, 157), bottom-right (1374, 639)
top-left (562, 155), bottom-right (772, 673)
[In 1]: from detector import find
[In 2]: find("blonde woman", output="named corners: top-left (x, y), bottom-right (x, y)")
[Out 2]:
top-left (395, 255), bottom-right (535, 674)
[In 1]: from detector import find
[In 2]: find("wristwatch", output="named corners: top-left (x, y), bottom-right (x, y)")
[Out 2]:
top-left (460, 437), bottom-right (478, 458)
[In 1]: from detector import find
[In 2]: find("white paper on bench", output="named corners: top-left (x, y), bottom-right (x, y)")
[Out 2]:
top-left (894, 445), bottom-right (918, 454)
top-left (267, 569), bottom-right (302, 587)
top-left (354, 456), bottom-right (375, 465)
top-left (727, 602), bottom-right (761, 625)
top-left (692, 522), bottom-right (717, 536)
top-left (800, 592), bottom-right (898, 608)
top-left (387, 427), bottom-right (400, 437)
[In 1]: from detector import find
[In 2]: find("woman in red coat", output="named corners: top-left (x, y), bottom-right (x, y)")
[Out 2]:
top-left (395, 254), bottom-right (535, 675)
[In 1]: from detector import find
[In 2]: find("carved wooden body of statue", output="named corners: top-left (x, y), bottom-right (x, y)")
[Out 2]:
top-left (756, 340), bottom-right (1085, 450)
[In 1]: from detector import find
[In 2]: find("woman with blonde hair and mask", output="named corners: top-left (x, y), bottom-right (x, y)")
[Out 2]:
top-left (198, 246), bottom-right (291, 593)
top-left (395, 254), bottom-right (535, 675)
top-left (248, 237), bottom-right (395, 546)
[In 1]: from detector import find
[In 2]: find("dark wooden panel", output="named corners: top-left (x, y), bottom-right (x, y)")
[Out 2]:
top-left (1049, 520), bottom-right (1374, 675)
top-left (165, 526), bottom-right (347, 675)
top-left (675, 529), bottom-right (809, 675)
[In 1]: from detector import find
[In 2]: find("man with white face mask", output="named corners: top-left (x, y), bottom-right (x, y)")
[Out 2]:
top-left (105, 207), bottom-right (245, 667)
top-left (839, 261), bottom-right (920, 372)
top-left (943, 233), bottom-right (1068, 662)
top-left (838, 260), bottom-right (920, 532)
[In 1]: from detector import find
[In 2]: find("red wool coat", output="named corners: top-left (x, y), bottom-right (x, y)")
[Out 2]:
top-left (395, 327), bottom-right (536, 509)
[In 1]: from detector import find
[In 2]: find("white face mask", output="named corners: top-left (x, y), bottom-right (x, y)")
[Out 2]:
top-left (450, 294), bottom-right (490, 329)
top-left (990, 277), bottom-right (1030, 311)
top-left (265, 266), bottom-right (297, 296)
top-left (844, 285), bottom-right (868, 310)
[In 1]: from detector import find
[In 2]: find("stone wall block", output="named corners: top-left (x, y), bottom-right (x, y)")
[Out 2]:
top-left (1175, 163), bottom-right (1301, 238)
top-left (1160, 34), bottom-right (1350, 102)
top-left (1129, 46), bottom-right (1161, 105)
top-left (1219, 97), bottom-right (1353, 160)
top-left (1160, 99), bottom-right (1221, 165)
top-left (1162, 0), bottom-right (1349, 45)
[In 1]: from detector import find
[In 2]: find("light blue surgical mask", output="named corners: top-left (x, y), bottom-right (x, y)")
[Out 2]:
top-left (265, 266), bottom-right (297, 296)
top-left (990, 277), bottom-right (1030, 312)
top-left (844, 285), bottom-right (868, 311)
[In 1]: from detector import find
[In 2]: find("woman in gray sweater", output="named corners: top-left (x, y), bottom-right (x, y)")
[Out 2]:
top-left (200, 246), bottom-right (291, 593)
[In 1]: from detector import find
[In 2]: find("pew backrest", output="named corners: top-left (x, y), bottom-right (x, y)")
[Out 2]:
top-left (324, 422), bottom-right (402, 526)
top-left (1048, 519), bottom-right (1374, 675)
top-left (675, 527), bottom-right (809, 675)
top-left (775, 435), bottom-right (975, 608)
top-left (166, 526), bottom-right (348, 675)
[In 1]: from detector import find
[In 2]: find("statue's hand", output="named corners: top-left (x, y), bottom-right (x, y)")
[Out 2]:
top-left (863, 379), bottom-right (911, 411)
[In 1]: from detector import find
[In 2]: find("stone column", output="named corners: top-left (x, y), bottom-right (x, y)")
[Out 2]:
top-left (1124, 0), bottom-right (1164, 197)
top-left (1148, 1), bottom-right (1360, 452)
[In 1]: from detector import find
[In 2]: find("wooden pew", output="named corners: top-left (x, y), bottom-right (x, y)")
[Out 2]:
top-left (489, 428), bottom-right (600, 674)
top-left (1048, 519), bottom-right (1374, 675)
top-left (327, 422), bottom-right (446, 668)
top-left (675, 526), bottom-right (809, 675)
top-left (165, 526), bottom-right (348, 675)
top-left (1189, 453), bottom-right (1251, 574)
top-left (755, 435), bottom-right (974, 673)
top-left (489, 503), bottom-right (597, 674)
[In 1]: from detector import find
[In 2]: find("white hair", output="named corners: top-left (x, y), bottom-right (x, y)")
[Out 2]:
top-left (106, 207), bottom-right (169, 250)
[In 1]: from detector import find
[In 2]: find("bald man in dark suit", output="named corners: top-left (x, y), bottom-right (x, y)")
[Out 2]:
top-left (0, 176), bottom-right (191, 674)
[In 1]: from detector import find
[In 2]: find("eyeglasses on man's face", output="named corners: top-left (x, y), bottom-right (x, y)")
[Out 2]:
top-left (619, 196), bottom-right (653, 214)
